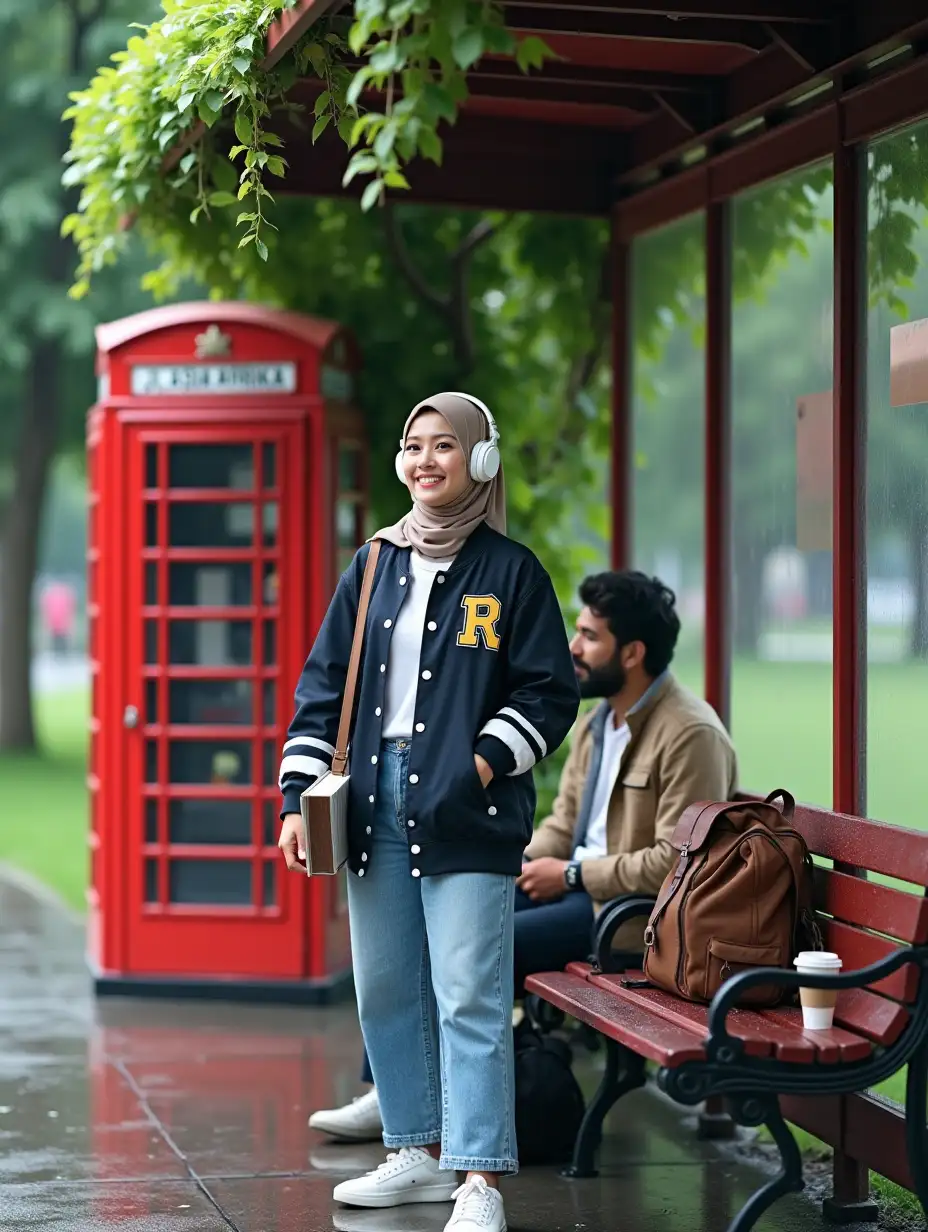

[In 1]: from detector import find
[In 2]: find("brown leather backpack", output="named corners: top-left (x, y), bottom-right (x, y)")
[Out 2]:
top-left (641, 790), bottom-right (817, 1006)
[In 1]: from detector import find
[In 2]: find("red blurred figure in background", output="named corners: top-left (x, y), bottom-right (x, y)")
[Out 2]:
top-left (40, 580), bottom-right (77, 658)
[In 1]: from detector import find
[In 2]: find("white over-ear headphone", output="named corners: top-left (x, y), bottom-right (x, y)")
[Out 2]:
top-left (395, 392), bottom-right (501, 486)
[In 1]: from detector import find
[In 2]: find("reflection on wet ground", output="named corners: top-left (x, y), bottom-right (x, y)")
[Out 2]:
top-left (0, 874), bottom-right (827, 1230)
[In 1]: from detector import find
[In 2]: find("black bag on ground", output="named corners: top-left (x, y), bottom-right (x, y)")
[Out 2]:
top-left (513, 1015), bottom-right (585, 1165)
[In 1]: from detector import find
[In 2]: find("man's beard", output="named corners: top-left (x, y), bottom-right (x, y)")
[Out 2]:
top-left (574, 656), bottom-right (626, 700)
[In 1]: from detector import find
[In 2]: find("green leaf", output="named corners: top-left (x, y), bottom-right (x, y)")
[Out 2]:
top-left (451, 27), bottom-right (483, 70)
top-left (312, 114), bottom-right (332, 142)
top-left (360, 178), bottom-right (384, 211)
top-left (347, 67), bottom-right (373, 109)
top-left (204, 89), bottom-right (224, 113)
top-left (177, 91), bottom-right (196, 111)
top-left (233, 57), bottom-right (250, 75)
top-left (383, 169), bottom-right (410, 189)
top-left (256, 238), bottom-right (269, 261)
top-left (515, 35), bottom-right (552, 72)
top-left (418, 126), bottom-right (443, 164)
top-left (370, 41), bottom-right (401, 73)
top-left (421, 83), bottom-right (456, 124)
top-left (197, 100), bottom-right (221, 127)
top-left (179, 152), bottom-right (198, 174)
top-left (342, 152), bottom-right (379, 185)
top-left (314, 90), bottom-right (331, 117)
top-left (234, 110), bottom-right (254, 145)
top-left (266, 156), bottom-right (287, 177)
top-left (208, 191), bottom-right (238, 207)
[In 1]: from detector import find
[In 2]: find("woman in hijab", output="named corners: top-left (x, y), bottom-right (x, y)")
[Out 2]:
top-left (278, 393), bottom-right (579, 1232)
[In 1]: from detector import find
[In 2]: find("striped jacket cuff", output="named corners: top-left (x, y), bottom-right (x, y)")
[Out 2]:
top-left (278, 735), bottom-right (335, 789)
top-left (478, 707), bottom-right (548, 776)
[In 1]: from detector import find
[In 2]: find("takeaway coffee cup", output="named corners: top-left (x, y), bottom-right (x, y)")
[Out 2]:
top-left (794, 951), bottom-right (842, 1029)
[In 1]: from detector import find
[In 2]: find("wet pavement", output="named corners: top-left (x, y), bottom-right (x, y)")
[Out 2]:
top-left (0, 874), bottom-right (830, 1231)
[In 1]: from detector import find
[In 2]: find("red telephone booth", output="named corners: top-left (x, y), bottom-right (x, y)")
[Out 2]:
top-left (88, 303), bottom-right (367, 1001)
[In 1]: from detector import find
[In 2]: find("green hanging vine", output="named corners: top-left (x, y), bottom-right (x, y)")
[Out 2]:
top-left (63, 0), bottom-right (552, 296)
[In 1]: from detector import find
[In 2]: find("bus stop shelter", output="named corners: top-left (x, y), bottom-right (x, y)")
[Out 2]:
top-left (254, 0), bottom-right (928, 1214)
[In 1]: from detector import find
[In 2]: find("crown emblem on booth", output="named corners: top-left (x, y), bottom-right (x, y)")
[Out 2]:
top-left (195, 324), bottom-right (232, 358)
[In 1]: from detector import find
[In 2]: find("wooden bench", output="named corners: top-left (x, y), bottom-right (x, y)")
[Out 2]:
top-left (525, 802), bottom-right (928, 1232)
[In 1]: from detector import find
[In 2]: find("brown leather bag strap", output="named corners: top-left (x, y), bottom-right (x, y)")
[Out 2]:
top-left (332, 540), bottom-right (382, 777)
top-left (670, 800), bottom-right (735, 851)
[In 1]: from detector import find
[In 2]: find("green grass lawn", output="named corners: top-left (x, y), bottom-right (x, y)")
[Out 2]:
top-left (0, 661), bottom-right (923, 1114)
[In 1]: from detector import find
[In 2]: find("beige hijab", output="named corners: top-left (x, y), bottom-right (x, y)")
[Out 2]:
top-left (373, 392), bottom-right (507, 560)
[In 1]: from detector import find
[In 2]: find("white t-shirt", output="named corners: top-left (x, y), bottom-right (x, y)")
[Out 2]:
top-left (382, 552), bottom-right (453, 739)
top-left (572, 714), bottom-right (631, 861)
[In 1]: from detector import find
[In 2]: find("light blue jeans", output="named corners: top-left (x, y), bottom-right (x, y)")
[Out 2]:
top-left (347, 740), bottom-right (518, 1174)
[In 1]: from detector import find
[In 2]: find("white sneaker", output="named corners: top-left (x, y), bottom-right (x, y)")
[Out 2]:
top-left (444, 1177), bottom-right (507, 1232)
top-left (333, 1146), bottom-right (458, 1208)
top-left (310, 1088), bottom-right (383, 1142)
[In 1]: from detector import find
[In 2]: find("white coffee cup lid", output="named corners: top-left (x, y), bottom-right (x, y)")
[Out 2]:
top-left (794, 951), bottom-right (842, 969)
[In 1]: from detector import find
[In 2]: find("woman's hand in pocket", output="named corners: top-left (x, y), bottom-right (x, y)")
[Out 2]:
top-left (474, 754), bottom-right (494, 788)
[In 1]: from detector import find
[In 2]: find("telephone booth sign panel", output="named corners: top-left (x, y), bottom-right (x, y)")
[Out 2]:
top-left (89, 303), bottom-right (366, 1001)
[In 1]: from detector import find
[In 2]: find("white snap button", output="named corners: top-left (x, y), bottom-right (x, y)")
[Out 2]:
top-left (415, 722), bottom-right (425, 733)
top-left (427, 621), bottom-right (437, 631)
top-left (409, 774), bottom-right (419, 784)
top-left (366, 826), bottom-right (372, 835)
top-left (384, 619), bottom-right (392, 628)
top-left (375, 707), bottom-right (382, 717)
top-left (358, 868), bottom-right (365, 877)
top-left (437, 575), bottom-right (446, 584)
top-left (369, 794), bottom-right (375, 803)
top-left (361, 852), bottom-right (368, 862)
top-left (380, 663), bottom-right (386, 673)
top-left (411, 844), bottom-right (421, 854)
top-left (421, 670), bottom-right (432, 681)
top-left (400, 576), bottom-right (407, 586)
top-left (488, 806), bottom-right (498, 816)
top-left (408, 819), bottom-right (416, 827)
top-left (411, 868), bottom-right (421, 877)
top-left (371, 755), bottom-right (378, 765)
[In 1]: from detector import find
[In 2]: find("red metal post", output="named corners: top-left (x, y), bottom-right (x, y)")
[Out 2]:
top-left (610, 220), bottom-right (632, 570)
top-left (832, 137), bottom-right (866, 817)
top-left (704, 201), bottom-right (732, 727)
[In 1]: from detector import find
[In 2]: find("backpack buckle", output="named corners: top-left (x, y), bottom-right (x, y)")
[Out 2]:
top-left (643, 925), bottom-right (655, 948)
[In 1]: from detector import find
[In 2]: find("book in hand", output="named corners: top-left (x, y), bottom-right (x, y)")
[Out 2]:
top-left (300, 772), bottom-right (350, 876)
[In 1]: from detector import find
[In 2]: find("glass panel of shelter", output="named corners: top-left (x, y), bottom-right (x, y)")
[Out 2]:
top-left (142, 438), bottom-right (281, 911)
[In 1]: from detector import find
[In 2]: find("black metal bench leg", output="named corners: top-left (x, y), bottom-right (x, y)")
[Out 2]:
top-left (561, 1037), bottom-right (646, 1179)
top-left (906, 1040), bottom-right (928, 1222)
top-left (727, 1097), bottom-right (804, 1232)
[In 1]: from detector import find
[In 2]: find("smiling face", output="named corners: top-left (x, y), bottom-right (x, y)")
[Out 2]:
top-left (401, 410), bottom-right (471, 508)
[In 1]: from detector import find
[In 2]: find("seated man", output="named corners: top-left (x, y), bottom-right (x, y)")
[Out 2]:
top-left (310, 570), bottom-right (737, 1143)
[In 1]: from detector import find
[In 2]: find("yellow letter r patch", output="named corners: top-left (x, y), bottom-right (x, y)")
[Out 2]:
top-left (457, 594), bottom-right (502, 651)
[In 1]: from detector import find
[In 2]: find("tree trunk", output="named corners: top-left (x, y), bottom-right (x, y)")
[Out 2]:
top-left (910, 505), bottom-right (928, 660)
top-left (732, 530), bottom-right (767, 656)
top-left (0, 341), bottom-right (62, 749)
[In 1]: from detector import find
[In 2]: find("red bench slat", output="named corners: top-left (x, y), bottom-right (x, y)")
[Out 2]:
top-left (821, 918), bottom-right (919, 1003)
top-left (756, 1007), bottom-right (872, 1061)
top-left (830, 987), bottom-right (910, 1046)
top-left (524, 970), bottom-right (705, 1067)
top-left (792, 803), bottom-right (928, 888)
top-left (814, 866), bottom-right (928, 944)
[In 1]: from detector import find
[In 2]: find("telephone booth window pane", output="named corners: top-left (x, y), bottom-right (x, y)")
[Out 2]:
top-left (262, 862), bottom-right (276, 907)
top-left (264, 741), bottom-right (277, 786)
top-left (339, 444), bottom-right (362, 492)
top-left (168, 740), bottom-right (251, 785)
top-left (168, 502), bottom-right (254, 548)
top-left (169, 562), bottom-right (252, 607)
top-left (145, 679), bottom-right (159, 723)
top-left (145, 800), bottom-right (159, 843)
top-left (145, 504), bottom-right (158, 546)
top-left (169, 679), bottom-right (253, 725)
top-left (168, 619), bottom-right (252, 666)
top-left (145, 563), bottom-right (158, 606)
top-left (145, 859), bottom-right (159, 903)
top-left (169, 444), bottom-right (254, 490)
top-left (145, 621), bottom-right (158, 664)
top-left (168, 799), bottom-right (252, 845)
top-left (145, 444), bottom-right (158, 489)
top-left (168, 859), bottom-right (251, 905)
top-left (262, 621), bottom-right (276, 665)
top-left (146, 741), bottom-right (158, 783)
top-left (262, 443), bottom-right (276, 489)
top-left (263, 681), bottom-right (276, 726)
top-left (263, 800), bottom-right (277, 846)
top-left (262, 564), bottom-right (279, 605)
top-left (262, 503), bottom-right (278, 547)
top-left (336, 500), bottom-right (358, 549)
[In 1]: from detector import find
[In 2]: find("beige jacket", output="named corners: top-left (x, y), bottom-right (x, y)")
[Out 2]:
top-left (524, 673), bottom-right (737, 949)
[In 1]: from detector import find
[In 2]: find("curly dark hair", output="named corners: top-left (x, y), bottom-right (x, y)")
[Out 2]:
top-left (579, 570), bottom-right (681, 678)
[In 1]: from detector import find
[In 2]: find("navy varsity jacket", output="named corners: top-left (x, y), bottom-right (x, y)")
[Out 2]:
top-left (279, 523), bottom-right (580, 878)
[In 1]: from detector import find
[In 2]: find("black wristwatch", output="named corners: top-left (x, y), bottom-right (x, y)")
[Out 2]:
top-left (564, 861), bottom-right (583, 891)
